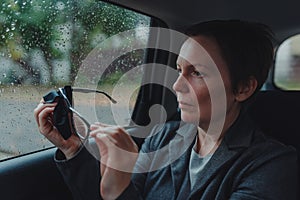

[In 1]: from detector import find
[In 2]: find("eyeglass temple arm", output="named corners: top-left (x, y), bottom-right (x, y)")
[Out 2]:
top-left (72, 87), bottom-right (117, 104)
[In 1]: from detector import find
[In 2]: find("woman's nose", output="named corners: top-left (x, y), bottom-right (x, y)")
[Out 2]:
top-left (173, 74), bottom-right (189, 93)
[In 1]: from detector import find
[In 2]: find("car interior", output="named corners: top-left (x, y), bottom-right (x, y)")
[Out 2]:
top-left (0, 0), bottom-right (300, 199)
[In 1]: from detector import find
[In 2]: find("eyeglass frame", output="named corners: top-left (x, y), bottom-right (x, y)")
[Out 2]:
top-left (43, 86), bottom-right (117, 141)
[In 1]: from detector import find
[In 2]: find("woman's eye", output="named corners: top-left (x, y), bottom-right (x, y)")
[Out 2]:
top-left (177, 68), bottom-right (182, 74)
top-left (191, 70), bottom-right (204, 78)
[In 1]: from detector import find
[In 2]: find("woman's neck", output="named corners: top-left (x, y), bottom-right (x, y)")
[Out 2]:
top-left (196, 107), bottom-right (241, 156)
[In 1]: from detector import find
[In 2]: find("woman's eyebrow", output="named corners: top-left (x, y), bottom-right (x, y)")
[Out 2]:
top-left (177, 63), bottom-right (208, 69)
top-left (193, 63), bottom-right (209, 69)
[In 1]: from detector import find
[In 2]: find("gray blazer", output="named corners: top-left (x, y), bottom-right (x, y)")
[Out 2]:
top-left (56, 113), bottom-right (299, 200)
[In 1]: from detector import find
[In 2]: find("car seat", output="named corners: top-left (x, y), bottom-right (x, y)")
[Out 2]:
top-left (248, 90), bottom-right (300, 182)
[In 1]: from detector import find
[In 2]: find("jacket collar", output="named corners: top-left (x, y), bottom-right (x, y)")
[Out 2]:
top-left (223, 111), bottom-right (256, 149)
top-left (169, 122), bottom-right (197, 199)
top-left (168, 111), bottom-right (257, 199)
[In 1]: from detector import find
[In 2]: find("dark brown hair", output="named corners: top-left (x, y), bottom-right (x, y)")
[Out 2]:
top-left (185, 20), bottom-right (274, 96)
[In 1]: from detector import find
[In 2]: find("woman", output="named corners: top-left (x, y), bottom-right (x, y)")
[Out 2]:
top-left (34, 20), bottom-right (298, 199)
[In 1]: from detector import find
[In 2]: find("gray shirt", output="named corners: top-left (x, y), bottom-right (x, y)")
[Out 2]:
top-left (189, 143), bottom-right (213, 190)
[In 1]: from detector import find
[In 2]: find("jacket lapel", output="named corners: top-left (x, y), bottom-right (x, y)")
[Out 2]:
top-left (167, 112), bottom-right (257, 199)
top-left (188, 113), bottom-right (256, 198)
top-left (188, 141), bottom-right (240, 197)
top-left (169, 123), bottom-right (197, 199)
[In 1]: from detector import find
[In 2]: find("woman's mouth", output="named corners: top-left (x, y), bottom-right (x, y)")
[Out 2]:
top-left (178, 101), bottom-right (194, 109)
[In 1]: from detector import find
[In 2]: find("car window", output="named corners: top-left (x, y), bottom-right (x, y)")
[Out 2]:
top-left (0, 0), bottom-right (150, 160)
top-left (274, 34), bottom-right (300, 90)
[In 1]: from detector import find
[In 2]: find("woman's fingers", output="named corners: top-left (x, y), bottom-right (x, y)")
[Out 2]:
top-left (91, 124), bottom-right (138, 152)
top-left (90, 122), bottom-right (112, 131)
top-left (34, 104), bottom-right (56, 133)
top-left (90, 125), bottom-right (134, 147)
top-left (33, 102), bottom-right (64, 143)
top-left (90, 124), bottom-right (138, 199)
top-left (33, 102), bottom-right (57, 127)
top-left (92, 125), bottom-right (138, 175)
top-left (33, 100), bottom-right (82, 159)
top-left (90, 125), bottom-right (124, 136)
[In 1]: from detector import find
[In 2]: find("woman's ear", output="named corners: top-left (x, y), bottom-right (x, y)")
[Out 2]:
top-left (235, 77), bottom-right (258, 102)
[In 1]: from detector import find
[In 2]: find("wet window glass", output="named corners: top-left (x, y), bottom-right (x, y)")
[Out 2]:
top-left (274, 34), bottom-right (300, 90)
top-left (0, 0), bottom-right (150, 160)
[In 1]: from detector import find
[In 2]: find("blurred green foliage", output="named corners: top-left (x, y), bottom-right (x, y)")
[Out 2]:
top-left (0, 0), bottom-right (149, 85)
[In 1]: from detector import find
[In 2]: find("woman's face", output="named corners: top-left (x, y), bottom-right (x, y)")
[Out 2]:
top-left (173, 36), bottom-right (240, 130)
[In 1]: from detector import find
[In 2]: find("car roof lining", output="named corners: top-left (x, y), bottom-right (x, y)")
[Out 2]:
top-left (106, 0), bottom-right (300, 42)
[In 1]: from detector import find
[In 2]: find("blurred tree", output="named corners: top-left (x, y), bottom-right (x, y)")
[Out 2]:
top-left (0, 0), bottom-right (146, 85)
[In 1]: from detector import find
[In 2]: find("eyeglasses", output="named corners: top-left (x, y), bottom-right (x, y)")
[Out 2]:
top-left (62, 87), bottom-right (119, 141)
top-left (44, 86), bottom-right (117, 141)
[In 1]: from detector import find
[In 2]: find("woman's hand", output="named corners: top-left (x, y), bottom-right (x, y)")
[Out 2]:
top-left (33, 100), bottom-right (81, 159)
top-left (90, 123), bottom-right (139, 200)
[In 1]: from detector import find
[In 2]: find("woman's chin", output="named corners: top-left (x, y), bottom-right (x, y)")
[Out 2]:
top-left (180, 112), bottom-right (199, 124)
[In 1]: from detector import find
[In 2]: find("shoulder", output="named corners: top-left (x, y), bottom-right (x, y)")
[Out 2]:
top-left (249, 130), bottom-right (297, 161)
top-left (231, 132), bottom-right (299, 199)
top-left (223, 113), bottom-right (298, 180)
top-left (230, 128), bottom-right (298, 187)
top-left (246, 111), bottom-right (297, 158)
top-left (225, 112), bottom-right (297, 162)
